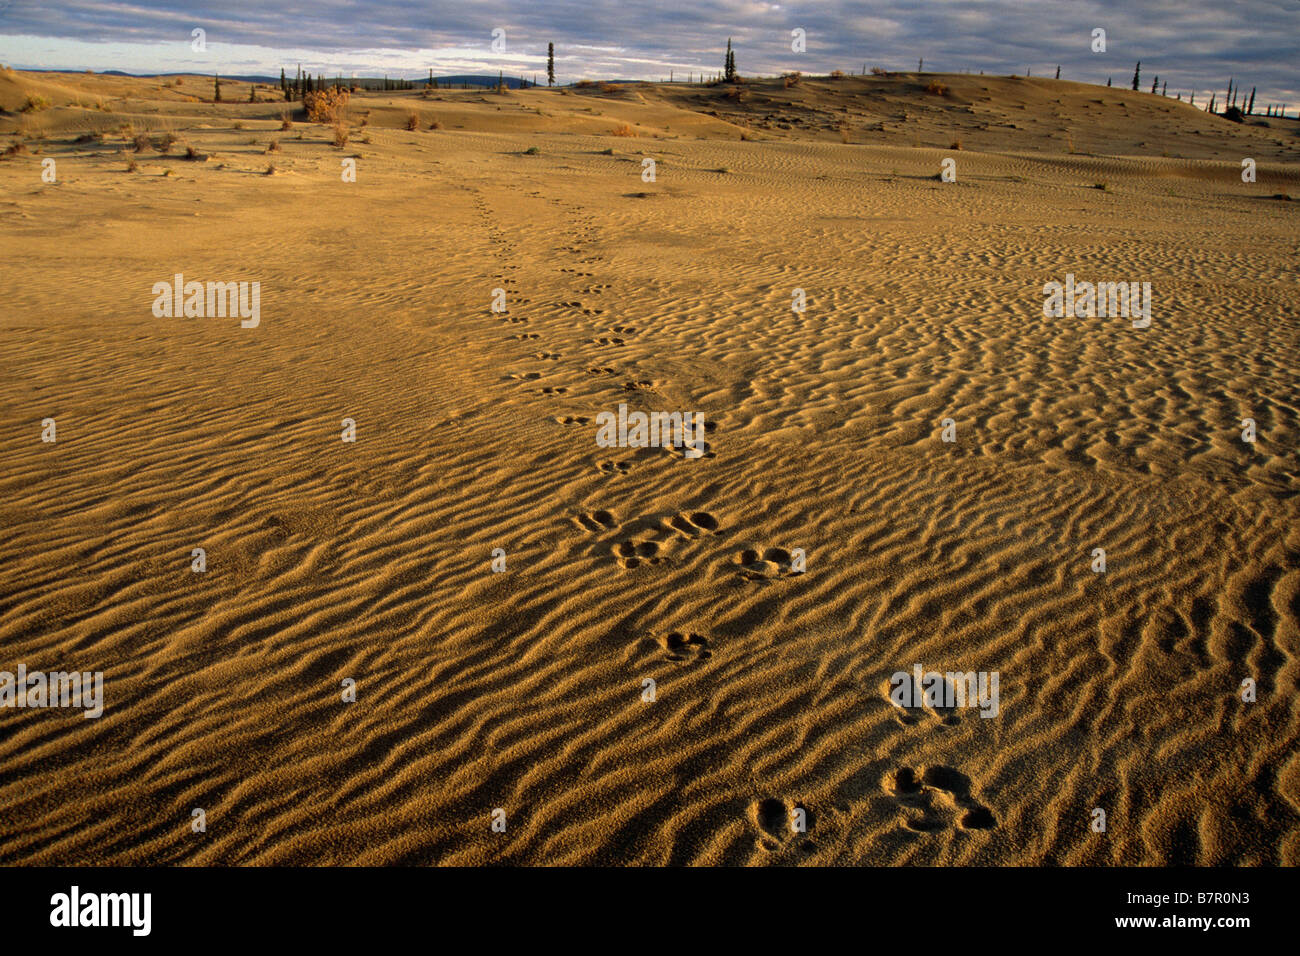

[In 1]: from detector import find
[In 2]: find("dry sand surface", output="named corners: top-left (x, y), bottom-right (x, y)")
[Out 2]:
top-left (1, 69), bottom-right (1298, 865)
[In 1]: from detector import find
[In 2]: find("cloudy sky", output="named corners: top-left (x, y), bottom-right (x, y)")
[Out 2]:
top-left (1, 1), bottom-right (1296, 105)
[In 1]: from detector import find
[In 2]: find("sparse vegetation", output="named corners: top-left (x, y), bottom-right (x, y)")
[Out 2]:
top-left (925, 80), bottom-right (948, 96)
top-left (783, 72), bottom-right (801, 89)
top-left (280, 115), bottom-right (292, 130)
top-left (132, 133), bottom-right (151, 152)
top-left (405, 113), bottom-right (418, 131)
top-left (266, 140), bottom-right (281, 153)
top-left (20, 96), bottom-right (50, 113)
top-left (155, 132), bottom-right (178, 153)
top-left (524, 145), bottom-right (540, 155)
top-left (829, 70), bottom-right (846, 80)
top-left (1094, 182), bottom-right (1111, 191)
top-left (429, 119), bottom-right (441, 130)
top-left (611, 123), bottom-right (636, 137)
top-left (264, 163), bottom-right (276, 175)
top-left (950, 139), bottom-right (962, 150)
top-left (332, 122), bottom-right (349, 147)
top-left (870, 66), bottom-right (888, 76)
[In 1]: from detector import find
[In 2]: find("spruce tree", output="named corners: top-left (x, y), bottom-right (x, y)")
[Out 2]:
top-left (1055, 65), bottom-right (1060, 80)
top-left (280, 68), bottom-right (286, 94)
top-left (1107, 77), bottom-right (1112, 87)
top-left (1246, 87), bottom-right (1255, 114)
top-left (1131, 61), bottom-right (1140, 91)
top-left (724, 38), bottom-right (735, 82)
top-left (548, 43), bottom-right (555, 87)
top-left (1151, 75), bottom-right (1158, 94)
top-left (1161, 80), bottom-right (1167, 96)
top-left (214, 73), bottom-right (221, 102)
top-left (249, 81), bottom-right (255, 102)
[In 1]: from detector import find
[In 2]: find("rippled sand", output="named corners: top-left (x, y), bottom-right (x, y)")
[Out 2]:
top-left (1, 69), bottom-right (1297, 864)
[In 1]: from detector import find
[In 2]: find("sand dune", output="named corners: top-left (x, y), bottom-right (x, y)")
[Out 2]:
top-left (1, 69), bottom-right (1297, 864)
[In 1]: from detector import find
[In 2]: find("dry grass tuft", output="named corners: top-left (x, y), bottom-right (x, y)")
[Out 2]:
top-left (610, 123), bottom-right (636, 137)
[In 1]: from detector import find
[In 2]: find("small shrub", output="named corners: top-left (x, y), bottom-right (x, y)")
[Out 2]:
top-left (783, 72), bottom-right (801, 89)
top-left (184, 145), bottom-right (199, 160)
top-left (611, 123), bottom-right (636, 137)
top-left (524, 145), bottom-right (540, 155)
top-left (428, 120), bottom-right (441, 130)
top-left (575, 80), bottom-right (594, 88)
top-left (3, 142), bottom-right (29, 157)
top-left (155, 132), bottom-right (178, 153)
top-left (332, 123), bottom-right (349, 147)
top-left (133, 133), bottom-right (151, 152)
top-left (925, 80), bottom-right (948, 96)
top-left (405, 113), bottom-right (418, 131)
top-left (1094, 182), bottom-right (1110, 191)
top-left (870, 66), bottom-right (888, 76)
top-left (264, 163), bottom-right (276, 175)
top-left (829, 70), bottom-right (846, 80)
top-left (304, 87), bottom-right (350, 124)
top-left (950, 139), bottom-right (962, 150)
top-left (598, 82), bottom-right (621, 94)
top-left (280, 116), bottom-right (292, 130)
top-left (127, 158), bottom-right (138, 172)
top-left (266, 140), bottom-right (281, 153)
top-left (233, 121), bottom-right (244, 130)
top-left (20, 95), bottom-right (50, 113)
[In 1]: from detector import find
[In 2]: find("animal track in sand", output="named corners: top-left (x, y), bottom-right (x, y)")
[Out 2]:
top-left (585, 366), bottom-right (617, 376)
top-left (622, 379), bottom-right (657, 391)
top-left (884, 766), bottom-right (996, 833)
top-left (540, 386), bottom-right (569, 395)
top-left (558, 268), bottom-right (595, 276)
top-left (752, 797), bottom-right (815, 852)
top-left (589, 337), bottom-right (624, 346)
top-left (574, 510), bottom-right (618, 533)
top-left (668, 511), bottom-right (721, 538)
top-left (535, 352), bottom-right (562, 360)
top-left (883, 673), bottom-right (961, 727)
top-left (507, 332), bottom-right (540, 340)
top-left (647, 631), bottom-right (711, 663)
top-left (504, 316), bottom-right (529, 324)
top-left (556, 415), bottom-right (591, 426)
top-left (614, 538), bottom-right (662, 569)
top-left (662, 440), bottom-right (716, 460)
top-left (597, 460), bottom-right (633, 475)
top-left (607, 325), bottom-right (636, 334)
top-left (735, 546), bottom-right (803, 582)
top-left (508, 371), bottom-right (542, 380)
